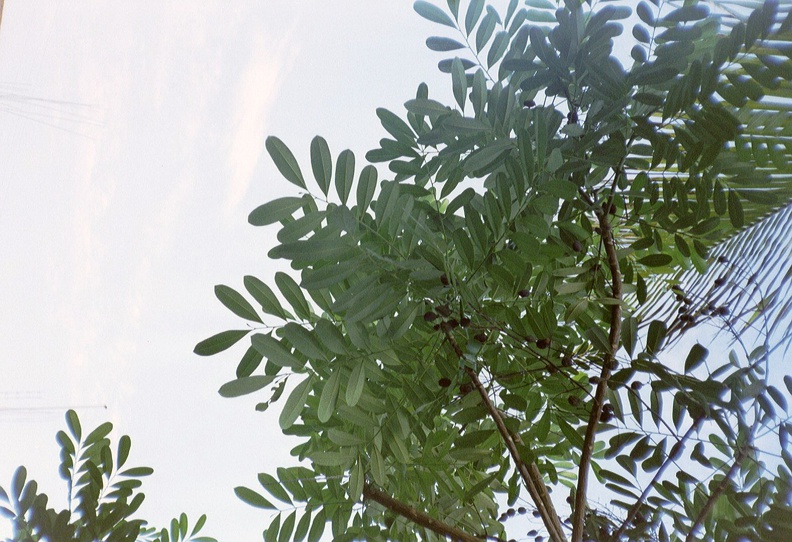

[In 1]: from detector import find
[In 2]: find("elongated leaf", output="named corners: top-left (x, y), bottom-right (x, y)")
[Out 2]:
top-left (318, 370), bottom-right (341, 423)
top-left (279, 376), bottom-right (313, 430)
top-left (249, 197), bottom-right (304, 227)
top-left (84, 422), bottom-right (113, 446)
top-left (252, 334), bottom-right (301, 369)
top-left (335, 150), bottom-right (355, 205)
top-left (356, 165), bottom-right (377, 215)
top-left (426, 36), bottom-right (465, 51)
top-left (244, 276), bottom-right (291, 320)
top-left (218, 375), bottom-right (275, 398)
top-left (215, 285), bottom-right (262, 323)
top-left (275, 272), bottom-right (312, 320)
top-left (310, 136), bottom-right (332, 195)
top-left (346, 364), bottom-right (366, 407)
top-left (235, 486), bottom-right (276, 509)
top-left (266, 136), bottom-right (306, 189)
top-left (414, 1), bottom-right (456, 28)
top-left (66, 410), bottom-right (82, 441)
top-left (281, 323), bottom-right (325, 360)
top-left (684, 343), bottom-right (709, 373)
top-left (194, 329), bottom-right (249, 356)
top-left (258, 472), bottom-right (292, 505)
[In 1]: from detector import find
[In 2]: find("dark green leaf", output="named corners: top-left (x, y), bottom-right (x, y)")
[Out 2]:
top-left (215, 285), bottom-right (262, 323)
top-left (234, 486), bottom-right (276, 509)
top-left (258, 472), bottom-right (292, 505)
top-left (426, 36), bottom-right (466, 51)
top-left (266, 136), bottom-right (306, 190)
top-left (249, 197), bottom-right (304, 227)
top-left (310, 136), bottom-right (332, 195)
top-left (728, 189), bottom-right (744, 228)
top-left (684, 344), bottom-right (709, 373)
top-left (245, 276), bottom-right (291, 320)
top-left (66, 410), bottom-right (82, 441)
top-left (279, 376), bottom-right (313, 430)
top-left (414, 1), bottom-right (456, 28)
top-left (275, 272), bottom-right (312, 320)
top-left (318, 370), bottom-right (341, 423)
top-left (335, 150), bottom-right (355, 205)
top-left (639, 254), bottom-right (672, 267)
top-left (252, 334), bottom-right (301, 369)
top-left (194, 329), bottom-right (249, 356)
top-left (218, 375), bottom-right (275, 398)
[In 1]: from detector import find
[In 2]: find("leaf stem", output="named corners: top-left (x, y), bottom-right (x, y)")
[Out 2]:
top-left (685, 444), bottom-right (750, 542)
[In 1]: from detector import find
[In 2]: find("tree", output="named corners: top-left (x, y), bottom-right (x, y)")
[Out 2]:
top-left (196, 1), bottom-right (792, 540)
top-left (0, 410), bottom-right (215, 542)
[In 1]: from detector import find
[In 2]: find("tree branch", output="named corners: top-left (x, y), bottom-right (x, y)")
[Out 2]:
top-left (363, 483), bottom-right (484, 542)
top-left (571, 194), bottom-right (623, 542)
top-left (444, 331), bottom-right (567, 542)
top-left (685, 445), bottom-right (750, 542)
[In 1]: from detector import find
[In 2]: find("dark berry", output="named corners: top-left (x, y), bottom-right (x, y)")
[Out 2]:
top-left (536, 338), bottom-right (551, 349)
top-left (568, 396), bottom-right (581, 407)
top-left (460, 317), bottom-right (471, 327)
top-left (523, 99), bottom-right (535, 108)
top-left (572, 239), bottom-right (582, 252)
top-left (474, 333), bottom-right (488, 343)
top-left (438, 377), bottom-right (451, 388)
top-left (518, 289), bottom-right (530, 298)
top-left (436, 304), bottom-right (452, 317)
top-left (424, 311), bottom-right (438, 322)
top-left (440, 273), bottom-right (449, 286)
top-left (561, 356), bottom-right (573, 367)
top-left (631, 381), bottom-right (643, 390)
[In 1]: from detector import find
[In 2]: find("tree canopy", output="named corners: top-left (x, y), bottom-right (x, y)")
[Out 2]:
top-left (197, 1), bottom-right (792, 541)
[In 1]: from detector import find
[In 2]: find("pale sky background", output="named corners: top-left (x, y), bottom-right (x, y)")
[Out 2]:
top-left (0, 2), bottom-right (450, 539)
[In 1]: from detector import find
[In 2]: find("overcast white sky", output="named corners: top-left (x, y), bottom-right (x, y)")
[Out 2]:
top-left (0, 2), bottom-right (449, 539)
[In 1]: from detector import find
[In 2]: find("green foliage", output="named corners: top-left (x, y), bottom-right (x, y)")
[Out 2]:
top-left (199, 1), bottom-right (792, 541)
top-left (0, 410), bottom-right (215, 542)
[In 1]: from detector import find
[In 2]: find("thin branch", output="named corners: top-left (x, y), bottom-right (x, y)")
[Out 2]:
top-left (363, 483), bottom-right (484, 542)
top-left (613, 416), bottom-right (704, 539)
top-left (571, 183), bottom-right (624, 542)
top-left (444, 331), bottom-right (567, 542)
top-left (685, 445), bottom-right (750, 542)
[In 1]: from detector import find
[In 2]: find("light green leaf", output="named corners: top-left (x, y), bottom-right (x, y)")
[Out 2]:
top-left (215, 285), bottom-right (262, 323)
top-left (249, 197), bottom-right (304, 227)
top-left (314, 320), bottom-right (348, 355)
top-left (414, 1), bottom-right (456, 28)
top-left (234, 486), bottom-right (276, 510)
top-left (194, 329), bottom-right (250, 356)
top-left (346, 364), bottom-right (366, 407)
top-left (279, 375), bottom-right (313, 430)
top-left (218, 375), bottom-right (275, 398)
top-left (310, 136), bottom-right (332, 196)
top-left (318, 370), bottom-right (341, 423)
top-left (266, 136), bottom-right (306, 189)
top-left (335, 150), bottom-right (355, 205)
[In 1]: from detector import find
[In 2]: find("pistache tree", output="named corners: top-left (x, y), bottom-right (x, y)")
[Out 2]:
top-left (196, 1), bottom-right (792, 541)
